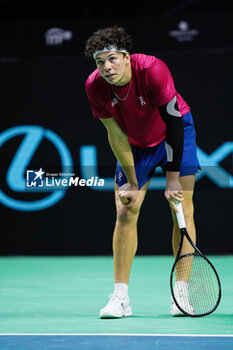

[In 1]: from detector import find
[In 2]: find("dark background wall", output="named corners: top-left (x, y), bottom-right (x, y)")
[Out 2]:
top-left (0, 2), bottom-right (232, 255)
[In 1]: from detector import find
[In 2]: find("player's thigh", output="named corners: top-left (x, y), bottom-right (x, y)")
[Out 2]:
top-left (115, 180), bottom-right (150, 218)
top-left (179, 174), bottom-right (195, 192)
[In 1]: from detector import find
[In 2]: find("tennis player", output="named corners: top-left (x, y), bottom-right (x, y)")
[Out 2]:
top-left (85, 26), bottom-right (200, 318)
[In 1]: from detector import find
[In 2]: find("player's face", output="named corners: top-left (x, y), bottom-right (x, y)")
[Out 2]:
top-left (95, 51), bottom-right (131, 86)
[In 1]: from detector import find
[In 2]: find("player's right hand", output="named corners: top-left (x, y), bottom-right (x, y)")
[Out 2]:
top-left (118, 183), bottom-right (138, 207)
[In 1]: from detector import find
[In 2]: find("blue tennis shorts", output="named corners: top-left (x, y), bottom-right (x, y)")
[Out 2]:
top-left (115, 111), bottom-right (201, 190)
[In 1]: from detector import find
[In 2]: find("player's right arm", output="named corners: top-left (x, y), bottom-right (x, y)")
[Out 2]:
top-left (85, 77), bottom-right (138, 205)
top-left (100, 117), bottom-right (138, 206)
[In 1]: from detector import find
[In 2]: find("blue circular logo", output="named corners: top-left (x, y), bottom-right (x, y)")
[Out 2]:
top-left (0, 125), bottom-right (73, 211)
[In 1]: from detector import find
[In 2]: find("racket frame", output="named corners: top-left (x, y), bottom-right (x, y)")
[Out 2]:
top-left (170, 201), bottom-right (222, 317)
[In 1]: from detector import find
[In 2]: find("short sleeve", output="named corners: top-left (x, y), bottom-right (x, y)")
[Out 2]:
top-left (147, 59), bottom-right (177, 107)
top-left (85, 79), bottom-right (112, 119)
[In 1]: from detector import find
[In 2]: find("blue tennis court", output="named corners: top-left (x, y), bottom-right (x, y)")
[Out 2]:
top-left (0, 334), bottom-right (233, 350)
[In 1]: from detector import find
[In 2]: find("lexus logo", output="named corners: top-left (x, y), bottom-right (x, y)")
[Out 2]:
top-left (0, 125), bottom-right (73, 211)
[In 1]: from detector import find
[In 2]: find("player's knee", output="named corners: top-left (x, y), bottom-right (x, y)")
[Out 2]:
top-left (116, 204), bottom-right (140, 224)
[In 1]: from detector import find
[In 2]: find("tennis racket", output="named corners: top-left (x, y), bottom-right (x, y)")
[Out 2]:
top-left (170, 200), bottom-right (221, 317)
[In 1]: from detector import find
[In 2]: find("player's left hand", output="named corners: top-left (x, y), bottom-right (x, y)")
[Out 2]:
top-left (165, 177), bottom-right (184, 213)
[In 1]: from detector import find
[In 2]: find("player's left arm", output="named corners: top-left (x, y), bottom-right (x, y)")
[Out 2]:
top-left (158, 96), bottom-right (184, 212)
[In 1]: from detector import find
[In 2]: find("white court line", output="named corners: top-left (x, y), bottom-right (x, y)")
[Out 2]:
top-left (0, 334), bottom-right (232, 337)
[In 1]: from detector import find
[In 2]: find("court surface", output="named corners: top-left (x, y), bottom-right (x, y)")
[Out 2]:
top-left (0, 256), bottom-right (232, 349)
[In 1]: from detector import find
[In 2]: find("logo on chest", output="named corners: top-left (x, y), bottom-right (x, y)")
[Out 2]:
top-left (139, 96), bottom-right (146, 106)
top-left (111, 96), bottom-right (147, 107)
top-left (111, 98), bottom-right (118, 107)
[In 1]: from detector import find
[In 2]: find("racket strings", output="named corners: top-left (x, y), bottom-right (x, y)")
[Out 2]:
top-left (172, 253), bottom-right (220, 316)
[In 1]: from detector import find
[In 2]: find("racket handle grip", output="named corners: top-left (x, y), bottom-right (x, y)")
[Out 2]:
top-left (174, 200), bottom-right (186, 229)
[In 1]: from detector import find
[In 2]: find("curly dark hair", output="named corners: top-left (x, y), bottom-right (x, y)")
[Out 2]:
top-left (85, 26), bottom-right (133, 58)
